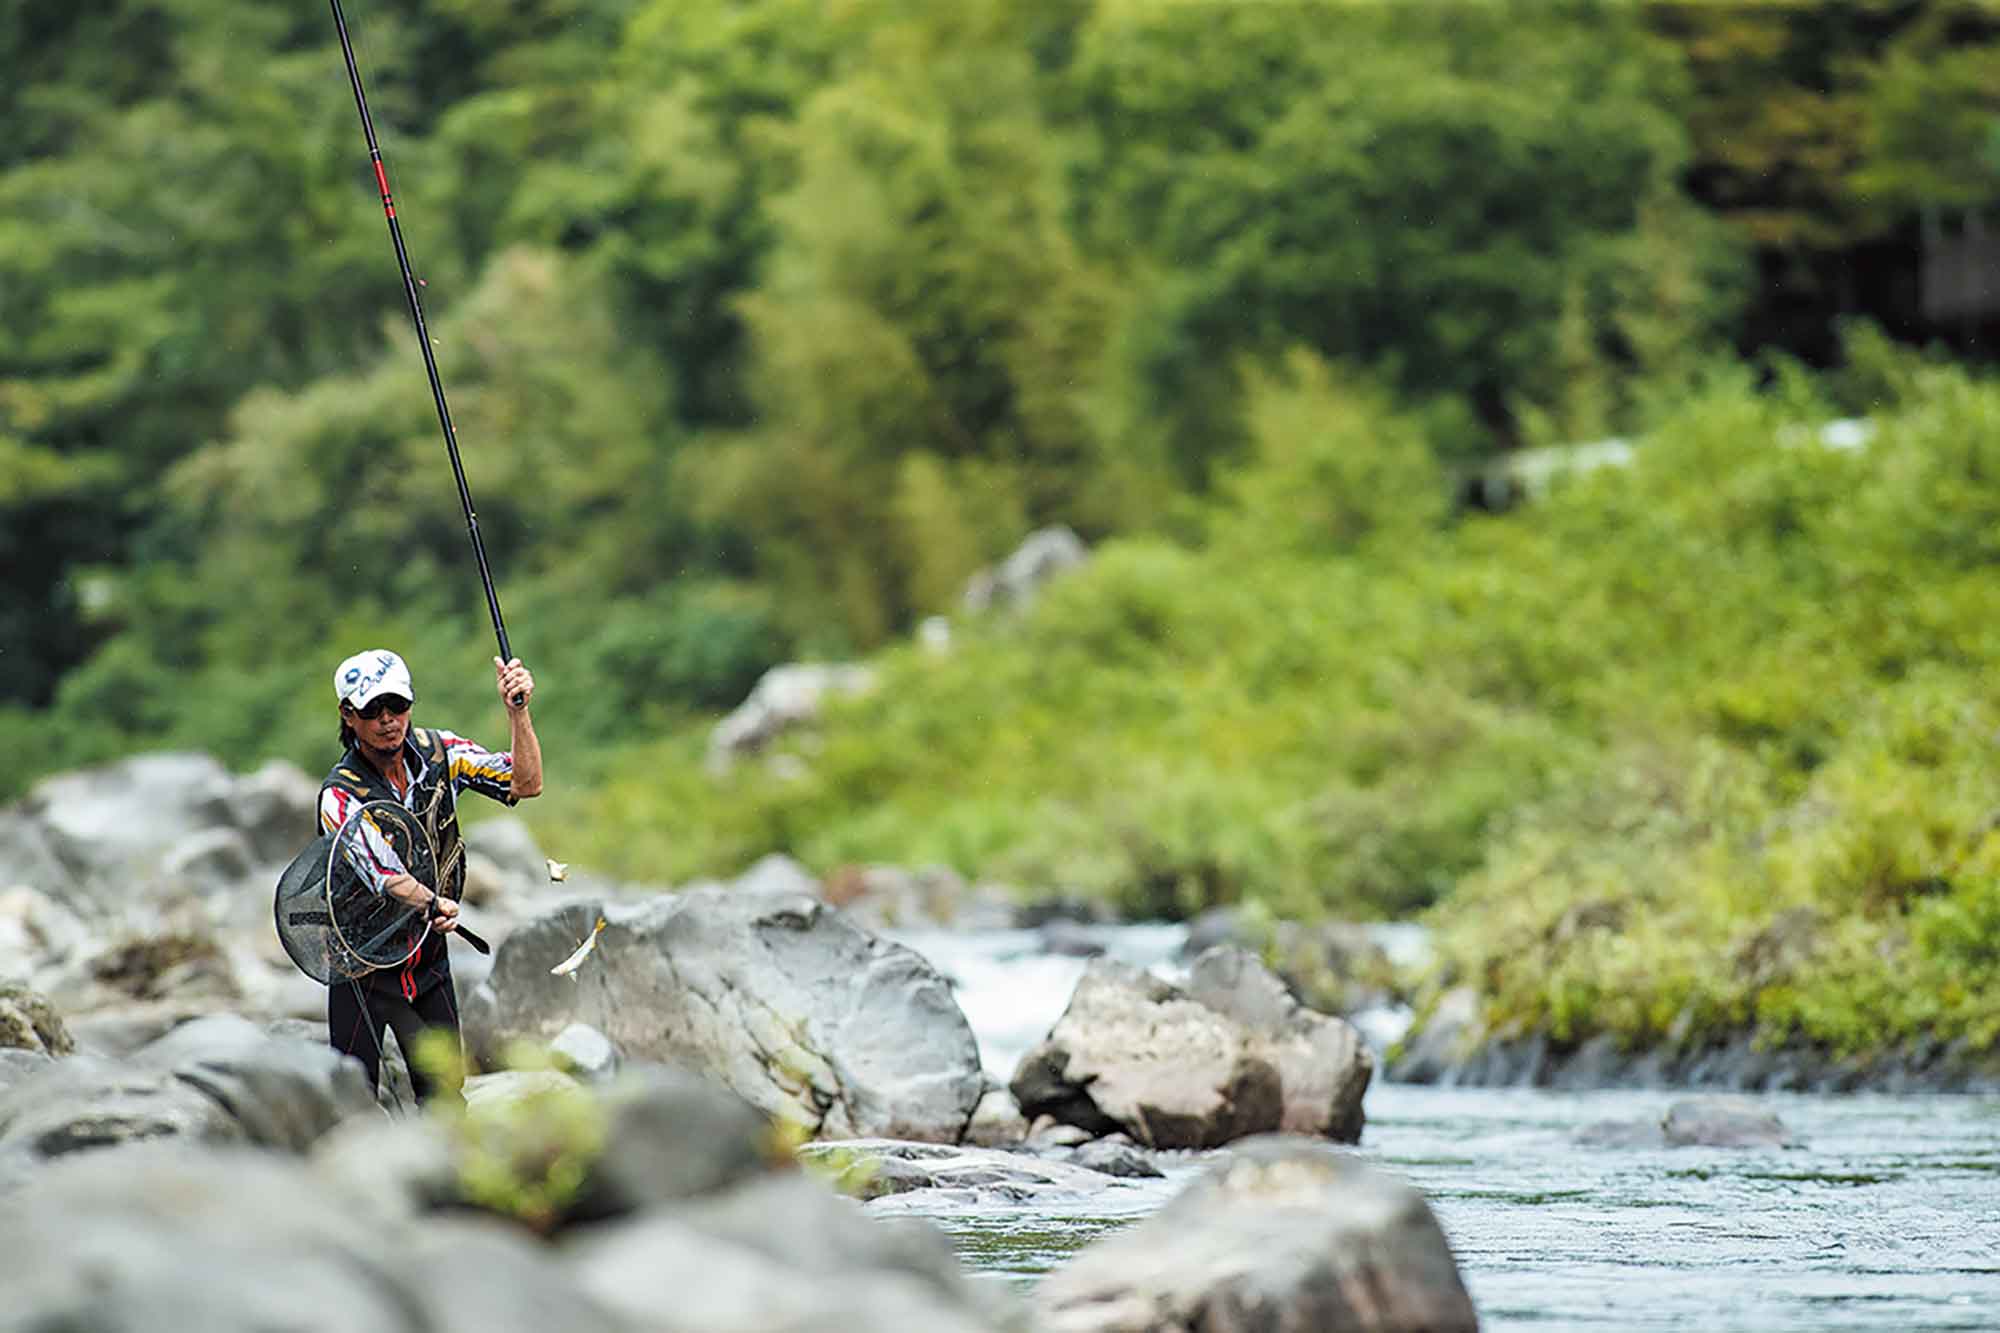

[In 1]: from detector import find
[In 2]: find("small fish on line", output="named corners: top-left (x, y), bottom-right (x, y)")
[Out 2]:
top-left (550, 917), bottom-right (606, 977)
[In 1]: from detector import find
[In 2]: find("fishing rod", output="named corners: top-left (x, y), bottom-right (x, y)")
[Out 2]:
top-left (327, 0), bottom-right (523, 707)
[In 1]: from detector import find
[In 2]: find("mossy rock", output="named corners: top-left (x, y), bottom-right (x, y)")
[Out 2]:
top-left (0, 984), bottom-right (74, 1057)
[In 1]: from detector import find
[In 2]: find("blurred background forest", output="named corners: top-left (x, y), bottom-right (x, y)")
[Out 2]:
top-left (8, 1), bottom-right (2000, 1053)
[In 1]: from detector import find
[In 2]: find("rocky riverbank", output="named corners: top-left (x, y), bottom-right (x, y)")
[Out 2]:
top-left (1, 752), bottom-right (1470, 1333)
top-left (1390, 985), bottom-right (2000, 1095)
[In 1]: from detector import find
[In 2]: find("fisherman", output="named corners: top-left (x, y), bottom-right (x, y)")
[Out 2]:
top-left (320, 648), bottom-right (541, 1102)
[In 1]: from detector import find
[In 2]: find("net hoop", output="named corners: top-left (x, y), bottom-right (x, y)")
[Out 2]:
top-left (326, 799), bottom-right (437, 975)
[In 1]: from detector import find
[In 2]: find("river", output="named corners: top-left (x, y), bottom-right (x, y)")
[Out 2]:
top-left (884, 923), bottom-right (2000, 1332)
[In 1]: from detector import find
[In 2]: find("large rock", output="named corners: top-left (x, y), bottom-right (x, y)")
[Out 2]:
top-left (1662, 1096), bottom-right (1799, 1148)
top-left (463, 889), bottom-right (984, 1142)
top-left (0, 1143), bottom-right (628, 1333)
top-left (15, 753), bottom-right (237, 913)
top-left (1185, 946), bottom-right (1373, 1141)
top-left (0, 1014), bottom-right (374, 1177)
top-left (2, 753), bottom-right (321, 924)
top-left (0, 983), bottom-right (73, 1056)
top-left (564, 1172), bottom-right (1022, 1333)
top-left (1034, 1136), bottom-right (1478, 1333)
top-left (0, 887), bottom-right (89, 978)
top-left (570, 1065), bottom-right (780, 1220)
top-left (1012, 955), bottom-right (1371, 1149)
top-left (795, 1138), bottom-right (1147, 1206)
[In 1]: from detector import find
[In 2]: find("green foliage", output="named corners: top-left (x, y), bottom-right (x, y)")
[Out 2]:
top-left (413, 1035), bottom-right (607, 1234)
top-left (10, 0), bottom-right (2000, 1066)
top-left (1064, 0), bottom-right (1735, 459)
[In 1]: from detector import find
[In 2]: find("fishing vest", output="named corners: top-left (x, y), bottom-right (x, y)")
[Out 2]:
top-left (321, 728), bottom-right (465, 996)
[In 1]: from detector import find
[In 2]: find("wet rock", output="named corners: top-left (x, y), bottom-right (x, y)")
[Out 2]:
top-left (159, 827), bottom-right (256, 889)
top-left (569, 1065), bottom-right (779, 1221)
top-left (1573, 1118), bottom-right (1670, 1149)
top-left (466, 815), bottom-right (553, 891)
top-left (230, 759), bottom-right (321, 865)
top-left (310, 1112), bottom-right (463, 1218)
top-left (796, 1138), bottom-right (1135, 1207)
top-left (0, 1143), bottom-right (628, 1333)
top-left (1386, 986), bottom-right (1484, 1084)
top-left (1034, 1135), bottom-right (1477, 1333)
top-left (963, 1082), bottom-right (1029, 1147)
top-left (0, 887), bottom-right (89, 975)
top-left (550, 1021), bottom-right (620, 1082)
top-left (0, 811), bottom-right (75, 911)
top-left (18, 754), bottom-right (235, 908)
top-left (1026, 1116), bottom-right (1096, 1150)
top-left (565, 1171), bottom-right (1023, 1333)
top-left (1181, 906), bottom-right (1250, 959)
top-left (823, 862), bottom-right (988, 931)
top-left (463, 888), bottom-right (983, 1142)
top-left (1067, 1136), bottom-right (1163, 1180)
top-left (0, 1014), bottom-right (375, 1177)
top-left (1662, 1096), bottom-right (1798, 1148)
top-left (1038, 918), bottom-right (1108, 958)
top-left (1013, 955), bottom-right (1369, 1149)
top-left (1014, 897), bottom-right (1116, 929)
top-left (1185, 946), bottom-right (1373, 1141)
top-left (0, 983), bottom-right (72, 1056)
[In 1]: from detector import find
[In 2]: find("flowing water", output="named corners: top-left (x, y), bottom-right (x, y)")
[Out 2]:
top-left (884, 924), bottom-right (2000, 1332)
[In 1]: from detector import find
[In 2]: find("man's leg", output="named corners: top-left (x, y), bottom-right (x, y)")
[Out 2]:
top-left (384, 980), bottom-right (465, 1105)
top-left (327, 981), bottom-right (388, 1091)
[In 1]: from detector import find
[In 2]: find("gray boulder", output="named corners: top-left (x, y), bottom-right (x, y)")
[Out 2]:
top-left (963, 1082), bottom-right (1029, 1147)
top-left (0, 983), bottom-right (73, 1056)
top-left (1013, 955), bottom-right (1370, 1149)
top-left (0, 1014), bottom-right (375, 1177)
top-left (15, 753), bottom-right (236, 914)
top-left (0, 886), bottom-right (89, 978)
top-left (564, 1171), bottom-right (1024, 1333)
top-left (551, 1021), bottom-right (621, 1082)
top-left (463, 889), bottom-right (983, 1142)
top-left (0, 1143), bottom-right (627, 1333)
top-left (571, 1065), bottom-right (779, 1220)
top-left (1066, 1136), bottom-right (1163, 1180)
top-left (1034, 1136), bottom-right (1478, 1333)
top-left (1388, 986), bottom-right (1485, 1084)
top-left (466, 815), bottom-right (551, 888)
top-left (1185, 945), bottom-right (1373, 1141)
top-left (1662, 1096), bottom-right (1799, 1148)
top-left (796, 1138), bottom-right (1140, 1206)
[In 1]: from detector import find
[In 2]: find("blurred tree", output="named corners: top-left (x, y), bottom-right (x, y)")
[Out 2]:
top-left (676, 0), bottom-right (1121, 642)
top-left (1648, 0), bottom-right (2000, 358)
top-left (1060, 0), bottom-right (1737, 471)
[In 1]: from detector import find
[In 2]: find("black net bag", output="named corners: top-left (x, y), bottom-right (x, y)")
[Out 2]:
top-left (273, 800), bottom-right (437, 984)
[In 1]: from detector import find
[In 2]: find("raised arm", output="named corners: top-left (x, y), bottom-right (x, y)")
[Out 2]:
top-left (495, 656), bottom-right (542, 799)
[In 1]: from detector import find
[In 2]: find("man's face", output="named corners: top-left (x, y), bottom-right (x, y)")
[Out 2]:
top-left (343, 694), bottom-right (412, 755)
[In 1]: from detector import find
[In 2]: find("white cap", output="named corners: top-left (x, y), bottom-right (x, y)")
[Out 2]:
top-left (334, 649), bottom-right (415, 709)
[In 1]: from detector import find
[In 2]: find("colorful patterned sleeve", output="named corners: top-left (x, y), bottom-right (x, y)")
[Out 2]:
top-left (320, 785), bottom-right (355, 836)
top-left (319, 788), bottom-right (406, 895)
top-left (437, 729), bottom-right (518, 805)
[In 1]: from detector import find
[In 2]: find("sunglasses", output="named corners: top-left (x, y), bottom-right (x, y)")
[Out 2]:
top-left (350, 694), bottom-right (412, 721)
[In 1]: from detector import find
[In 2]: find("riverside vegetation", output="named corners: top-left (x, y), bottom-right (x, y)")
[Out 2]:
top-left (7, 2), bottom-right (2000, 1071)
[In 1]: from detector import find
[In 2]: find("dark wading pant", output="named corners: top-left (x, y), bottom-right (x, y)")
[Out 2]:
top-left (328, 979), bottom-right (464, 1105)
